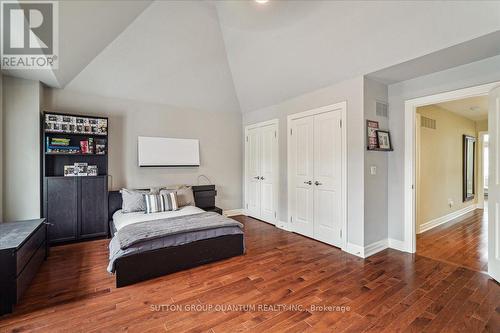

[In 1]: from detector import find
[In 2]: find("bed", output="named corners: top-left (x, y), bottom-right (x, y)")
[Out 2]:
top-left (108, 186), bottom-right (245, 287)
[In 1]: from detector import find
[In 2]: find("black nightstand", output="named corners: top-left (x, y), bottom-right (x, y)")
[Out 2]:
top-left (204, 206), bottom-right (223, 215)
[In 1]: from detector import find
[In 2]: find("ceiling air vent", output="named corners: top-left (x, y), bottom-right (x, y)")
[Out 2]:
top-left (376, 101), bottom-right (388, 118)
top-left (421, 116), bottom-right (436, 130)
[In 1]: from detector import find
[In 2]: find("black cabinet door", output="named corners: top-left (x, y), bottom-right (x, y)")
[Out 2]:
top-left (45, 177), bottom-right (78, 243)
top-left (80, 176), bottom-right (108, 239)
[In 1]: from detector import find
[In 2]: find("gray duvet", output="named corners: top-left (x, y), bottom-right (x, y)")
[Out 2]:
top-left (108, 212), bottom-right (244, 273)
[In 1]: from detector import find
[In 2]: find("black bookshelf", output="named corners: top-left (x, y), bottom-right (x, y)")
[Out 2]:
top-left (42, 112), bottom-right (108, 177)
top-left (41, 112), bottom-right (109, 244)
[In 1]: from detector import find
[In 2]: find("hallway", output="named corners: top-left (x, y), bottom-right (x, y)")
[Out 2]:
top-left (417, 208), bottom-right (488, 272)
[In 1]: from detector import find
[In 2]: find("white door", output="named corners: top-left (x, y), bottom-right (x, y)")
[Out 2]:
top-left (488, 86), bottom-right (500, 282)
top-left (259, 124), bottom-right (278, 224)
top-left (290, 116), bottom-right (314, 237)
top-left (313, 111), bottom-right (343, 247)
top-left (246, 127), bottom-right (261, 218)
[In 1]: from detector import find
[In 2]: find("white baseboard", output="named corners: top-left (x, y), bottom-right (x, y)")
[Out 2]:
top-left (364, 239), bottom-right (389, 258)
top-left (417, 204), bottom-right (477, 234)
top-left (388, 238), bottom-right (409, 252)
top-left (347, 238), bottom-right (411, 256)
top-left (344, 239), bottom-right (389, 259)
top-left (223, 209), bottom-right (244, 217)
top-left (276, 221), bottom-right (293, 231)
top-left (345, 242), bottom-right (365, 258)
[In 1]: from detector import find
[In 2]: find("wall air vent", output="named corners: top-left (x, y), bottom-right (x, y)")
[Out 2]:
top-left (421, 116), bottom-right (436, 130)
top-left (376, 101), bottom-right (388, 118)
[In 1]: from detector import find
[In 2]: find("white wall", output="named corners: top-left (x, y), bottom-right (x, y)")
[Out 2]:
top-left (43, 88), bottom-right (243, 211)
top-left (2, 76), bottom-right (41, 221)
top-left (388, 55), bottom-right (500, 242)
top-left (416, 105), bottom-right (478, 226)
top-left (364, 78), bottom-right (389, 245)
top-left (243, 76), bottom-right (365, 247)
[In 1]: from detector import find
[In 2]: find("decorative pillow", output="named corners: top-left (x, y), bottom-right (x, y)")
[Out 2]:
top-left (121, 189), bottom-right (150, 213)
top-left (152, 185), bottom-right (195, 207)
top-left (143, 192), bottom-right (179, 214)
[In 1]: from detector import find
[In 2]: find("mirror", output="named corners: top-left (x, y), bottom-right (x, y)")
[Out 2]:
top-left (463, 135), bottom-right (476, 202)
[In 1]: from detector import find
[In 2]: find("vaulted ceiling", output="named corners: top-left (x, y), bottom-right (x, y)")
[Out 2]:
top-left (2, 0), bottom-right (152, 87)
top-left (3, 0), bottom-right (500, 114)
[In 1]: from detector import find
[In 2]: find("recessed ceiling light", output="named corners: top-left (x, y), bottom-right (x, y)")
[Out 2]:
top-left (255, 0), bottom-right (269, 4)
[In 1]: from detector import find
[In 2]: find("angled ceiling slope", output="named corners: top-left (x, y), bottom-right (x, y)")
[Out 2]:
top-left (66, 1), bottom-right (240, 113)
top-left (216, 0), bottom-right (500, 112)
top-left (367, 31), bottom-right (500, 85)
top-left (4, 1), bottom-right (500, 115)
top-left (1, 0), bottom-right (152, 87)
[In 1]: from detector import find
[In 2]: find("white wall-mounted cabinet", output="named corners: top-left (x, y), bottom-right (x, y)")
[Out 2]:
top-left (245, 120), bottom-right (279, 225)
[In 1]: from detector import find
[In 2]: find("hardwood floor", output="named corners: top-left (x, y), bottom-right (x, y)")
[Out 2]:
top-left (1, 215), bottom-right (499, 332)
top-left (417, 208), bottom-right (488, 272)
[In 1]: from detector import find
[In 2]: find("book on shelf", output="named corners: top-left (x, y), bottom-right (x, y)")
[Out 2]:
top-left (47, 144), bottom-right (81, 154)
top-left (48, 145), bottom-right (80, 150)
top-left (95, 138), bottom-right (106, 155)
top-left (88, 137), bottom-right (94, 154)
top-left (80, 140), bottom-right (89, 154)
top-left (51, 138), bottom-right (70, 145)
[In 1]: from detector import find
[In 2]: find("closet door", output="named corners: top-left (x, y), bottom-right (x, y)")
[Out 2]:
top-left (313, 111), bottom-right (343, 247)
top-left (290, 116), bottom-right (314, 237)
top-left (260, 124), bottom-right (278, 224)
top-left (246, 127), bottom-right (261, 218)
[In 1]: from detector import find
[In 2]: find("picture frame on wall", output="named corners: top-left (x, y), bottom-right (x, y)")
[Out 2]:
top-left (366, 120), bottom-right (379, 150)
top-left (376, 130), bottom-right (392, 151)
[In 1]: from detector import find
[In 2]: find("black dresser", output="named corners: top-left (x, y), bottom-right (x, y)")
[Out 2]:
top-left (0, 219), bottom-right (48, 315)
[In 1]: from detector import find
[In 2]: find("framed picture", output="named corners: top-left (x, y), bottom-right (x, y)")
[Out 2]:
top-left (366, 120), bottom-right (379, 150)
top-left (376, 130), bottom-right (392, 150)
top-left (87, 165), bottom-right (98, 176)
top-left (64, 165), bottom-right (77, 177)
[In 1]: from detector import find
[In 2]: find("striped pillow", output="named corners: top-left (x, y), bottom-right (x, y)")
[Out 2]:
top-left (143, 192), bottom-right (179, 214)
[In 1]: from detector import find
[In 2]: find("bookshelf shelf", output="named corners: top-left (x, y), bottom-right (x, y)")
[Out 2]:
top-left (45, 153), bottom-right (107, 156)
top-left (44, 130), bottom-right (108, 137)
top-left (42, 112), bottom-right (109, 177)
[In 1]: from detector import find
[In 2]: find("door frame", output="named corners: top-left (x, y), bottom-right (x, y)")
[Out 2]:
top-left (403, 81), bottom-right (500, 253)
top-left (244, 119), bottom-right (279, 225)
top-left (287, 101), bottom-right (347, 250)
top-left (478, 131), bottom-right (488, 209)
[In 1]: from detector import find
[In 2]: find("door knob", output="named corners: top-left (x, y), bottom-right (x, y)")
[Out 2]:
top-left (314, 181), bottom-right (322, 186)
top-left (260, 176), bottom-right (265, 180)
top-left (304, 181), bottom-right (312, 185)
top-left (253, 176), bottom-right (260, 179)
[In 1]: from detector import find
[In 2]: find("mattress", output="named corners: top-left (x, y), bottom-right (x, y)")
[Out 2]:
top-left (108, 208), bottom-right (244, 273)
top-left (112, 205), bottom-right (205, 231)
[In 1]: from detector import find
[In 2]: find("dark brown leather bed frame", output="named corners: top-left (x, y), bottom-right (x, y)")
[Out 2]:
top-left (108, 186), bottom-right (244, 288)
